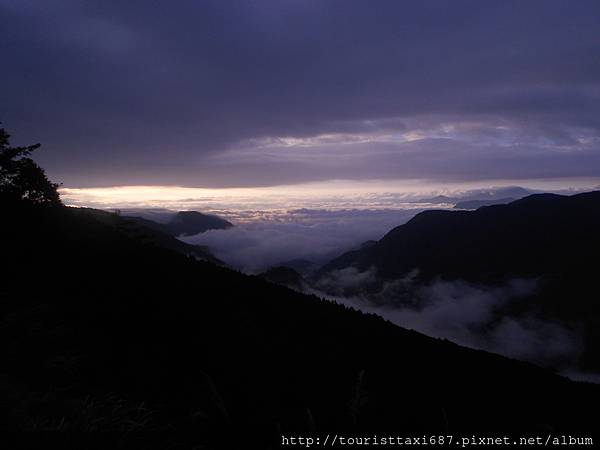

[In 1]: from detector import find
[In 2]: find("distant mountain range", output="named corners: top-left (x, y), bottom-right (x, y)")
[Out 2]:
top-left (416, 186), bottom-right (531, 206)
top-left (2, 200), bottom-right (598, 446)
top-left (453, 197), bottom-right (515, 209)
top-left (123, 210), bottom-right (233, 237)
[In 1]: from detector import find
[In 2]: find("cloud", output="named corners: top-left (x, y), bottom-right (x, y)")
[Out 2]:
top-left (315, 266), bottom-right (378, 293)
top-left (1, 1), bottom-right (600, 187)
top-left (487, 316), bottom-right (581, 367)
top-left (310, 271), bottom-right (585, 374)
top-left (181, 208), bottom-right (425, 273)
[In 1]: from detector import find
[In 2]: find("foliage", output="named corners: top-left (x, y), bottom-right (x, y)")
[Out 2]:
top-left (0, 126), bottom-right (61, 205)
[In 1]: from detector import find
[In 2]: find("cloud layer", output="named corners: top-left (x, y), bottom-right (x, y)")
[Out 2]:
top-left (182, 208), bottom-right (424, 273)
top-left (313, 270), bottom-right (584, 374)
top-left (2, 1), bottom-right (600, 187)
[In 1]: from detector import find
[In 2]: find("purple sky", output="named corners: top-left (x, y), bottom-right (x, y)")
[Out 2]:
top-left (1, 0), bottom-right (600, 189)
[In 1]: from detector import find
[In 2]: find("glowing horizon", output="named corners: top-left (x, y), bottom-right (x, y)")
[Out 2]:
top-left (59, 177), bottom-right (600, 219)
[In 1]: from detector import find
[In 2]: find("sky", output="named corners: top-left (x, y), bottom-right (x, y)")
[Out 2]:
top-left (2, 0), bottom-right (600, 197)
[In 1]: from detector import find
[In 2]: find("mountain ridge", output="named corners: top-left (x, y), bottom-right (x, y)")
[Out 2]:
top-left (317, 191), bottom-right (600, 371)
top-left (124, 210), bottom-right (233, 237)
top-left (1, 201), bottom-right (598, 447)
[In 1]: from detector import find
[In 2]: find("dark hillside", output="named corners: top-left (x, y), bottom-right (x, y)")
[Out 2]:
top-left (319, 192), bottom-right (600, 371)
top-left (321, 192), bottom-right (600, 283)
top-left (453, 197), bottom-right (515, 209)
top-left (1, 203), bottom-right (598, 448)
top-left (167, 210), bottom-right (233, 236)
top-left (124, 210), bottom-right (233, 237)
top-left (72, 207), bottom-right (222, 264)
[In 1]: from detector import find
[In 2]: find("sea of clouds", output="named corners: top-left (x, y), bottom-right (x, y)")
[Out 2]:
top-left (181, 207), bottom-right (429, 273)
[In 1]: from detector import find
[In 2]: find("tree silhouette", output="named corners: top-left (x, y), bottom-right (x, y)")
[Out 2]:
top-left (0, 126), bottom-right (61, 205)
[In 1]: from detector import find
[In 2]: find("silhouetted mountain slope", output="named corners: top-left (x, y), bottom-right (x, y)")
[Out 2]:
top-left (321, 191), bottom-right (600, 282)
top-left (319, 192), bottom-right (600, 370)
top-left (359, 240), bottom-right (377, 249)
top-left (276, 258), bottom-right (320, 275)
top-left (415, 195), bottom-right (456, 204)
top-left (454, 197), bottom-right (515, 209)
top-left (1, 203), bottom-right (598, 448)
top-left (168, 211), bottom-right (233, 236)
top-left (73, 208), bottom-right (222, 264)
top-left (121, 210), bottom-right (232, 239)
top-left (258, 266), bottom-right (307, 290)
top-left (125, 210), bottom-right (232, 237)
top-left (121, 214), bottom-right (173, 233)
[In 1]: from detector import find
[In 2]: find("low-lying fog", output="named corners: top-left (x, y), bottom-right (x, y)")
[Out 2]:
top-left (182, 207), bottom-right (429, 273)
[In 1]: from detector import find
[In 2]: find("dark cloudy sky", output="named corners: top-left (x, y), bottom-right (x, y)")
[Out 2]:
top-left (2, 0), bottom-right (600, 189)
